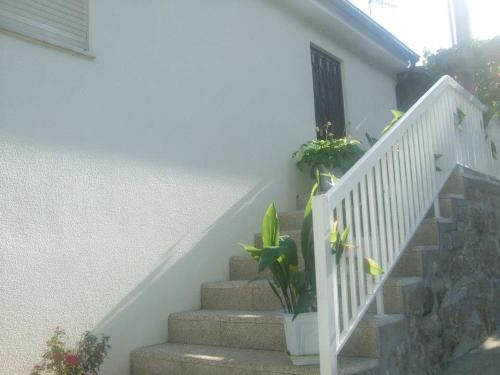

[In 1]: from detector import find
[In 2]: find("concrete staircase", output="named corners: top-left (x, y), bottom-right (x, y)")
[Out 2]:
top-left (131, 187), bottom-right (461, 375)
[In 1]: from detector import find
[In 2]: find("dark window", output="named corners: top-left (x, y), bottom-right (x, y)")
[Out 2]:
top-left (311, 45), bottom-right (346, 139)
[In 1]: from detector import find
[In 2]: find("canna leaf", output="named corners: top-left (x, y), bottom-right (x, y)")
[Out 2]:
top-left (364, 257), bottom-right (384, 276)
top-left (239, 243), bottom-right (262, 260)
top-left (292, 291), bottom-right (317, 320)
top-left (434, 153), bottom-right (443, 160)
top-left (330, 229), bottom-right (338, 246)
top-left (383, 110), bottom-right (405, 134)
top-left (457, 108), bottom-right (466, 124)
top-left (340, 226), bottom-right (350, 245)
top-left (365, 133), bottom-right (379, 146)
top-left (262, 202), bottom-right (280, 248)
top-left (279, 236), bottom-right (299, 268)
top-left (303, 182), bottom-right (319, 220)
top-left (258, 247), bottom-right (282, 273)
top-left (267, 280), bottom-right (287, 312)
top-left (391, 109), bottom-right (405, 119)
top-left (290, 270), bottom-right (306, 292)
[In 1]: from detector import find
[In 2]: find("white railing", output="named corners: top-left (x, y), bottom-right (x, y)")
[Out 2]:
top-left (312, 76), bottom-right (496, 375)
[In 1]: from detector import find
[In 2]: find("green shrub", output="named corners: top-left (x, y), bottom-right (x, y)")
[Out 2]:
top-left (292, 137), bottom-right (364, 179)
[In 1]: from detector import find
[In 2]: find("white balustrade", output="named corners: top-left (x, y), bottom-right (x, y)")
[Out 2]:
top-left (313, 76), bottom-right (495, 375)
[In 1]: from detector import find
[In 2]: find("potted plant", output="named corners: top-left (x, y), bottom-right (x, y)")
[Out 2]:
top-left (240, 181), bottom-right (382, 365)
top-left (292, 122), bottom-right (364, 191)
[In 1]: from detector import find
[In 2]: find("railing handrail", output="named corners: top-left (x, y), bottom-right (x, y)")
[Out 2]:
top-left (322, 75), bottom-right (487, 213)
top-left (312, 75), bottom-right (492, 375)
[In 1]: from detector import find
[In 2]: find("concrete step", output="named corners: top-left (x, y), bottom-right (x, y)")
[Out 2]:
top-left (279, 210), bottom-right (305, 231)
top-left (229, 267), bottom-right (427, 316)
top-left (131, 343), bottom-right (380, 375)
top-left (168, 309), bottom-right (402, 356)
top-left (229, 256), bottom-right (272, 281)
top-left (392, 245), bottom-right (440, 278)
top-left (168, 310), bottom-right (285, 351)
top-left (383, 277), bottom-right (431, 316)
top-left (410, 217), bottom-right (456, 246)
top-left (441, 167), bottom-right (466, 195)
top-left (439, 166), bottom-right (500, 196)
top-left (341, 314), bottom-right (406, 359)
top-left (201, 279), bottom-right (282, 311)
top-left (368, 277), bottom-right (427, 316)
top-left (439, 193), bottom-right (466, 218)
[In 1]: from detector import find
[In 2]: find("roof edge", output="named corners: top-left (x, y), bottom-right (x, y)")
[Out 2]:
top-left (323, 0), bottom-right (420, 65)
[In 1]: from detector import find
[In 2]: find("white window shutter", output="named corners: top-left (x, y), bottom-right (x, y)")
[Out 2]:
top-left (0, 0), bottom-right (90, 51)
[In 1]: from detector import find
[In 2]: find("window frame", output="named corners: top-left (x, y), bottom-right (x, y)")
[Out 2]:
top-left (0, 0), bottom-right (95, 57)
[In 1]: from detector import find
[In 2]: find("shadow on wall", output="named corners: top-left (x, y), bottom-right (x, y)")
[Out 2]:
top-left (92, 178), bottom-right (276, 375)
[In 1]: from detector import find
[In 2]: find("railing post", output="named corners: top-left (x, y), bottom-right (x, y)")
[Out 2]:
top-left (313, 194), bottom-right (337, 375)
top-left (434, 198), bottom-right (441, 218)
top-left (375, 288), bottom-right (385, 316)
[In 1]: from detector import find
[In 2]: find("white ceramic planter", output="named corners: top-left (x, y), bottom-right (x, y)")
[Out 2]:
top-left (282, 312), bottom-right (319, 365)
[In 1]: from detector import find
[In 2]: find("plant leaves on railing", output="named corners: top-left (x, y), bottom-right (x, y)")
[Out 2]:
top-left (364, 257), bottom-right (384, 276)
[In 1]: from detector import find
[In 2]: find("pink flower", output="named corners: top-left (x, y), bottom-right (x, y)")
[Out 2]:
top-left (65, 354), bottom-right (79, 367)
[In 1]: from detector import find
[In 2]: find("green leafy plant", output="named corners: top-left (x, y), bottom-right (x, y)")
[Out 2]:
top-left (240, 203), bottom-right (302, 315)
top-left (32, 328), bottom-right (110, 375)
top-left (365, 133), bottom-right (379, 147)
top-left (292, 138), bottom-right (364, 179)
top-left (240, 179), bottom-right (383, 319)
top-left (366, 109), bottom-right (406, 146)
top-left (434, 153), bottom-right (444, 172)
top-left (293, 122), bottom-right (364, 180)
top-left (457, 108), bottom-right (467, 125)
top-left (382, 110), bottom-right (405, 134)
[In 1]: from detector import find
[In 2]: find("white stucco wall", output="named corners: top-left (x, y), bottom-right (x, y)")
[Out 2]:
top-left (0, 1), bottom-right (400, 374)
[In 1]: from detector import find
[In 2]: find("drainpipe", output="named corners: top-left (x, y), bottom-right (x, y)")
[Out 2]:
top-left (448, 0), bottom-right (471, 46)
top-left (448, 0), bottom-right (474, 93)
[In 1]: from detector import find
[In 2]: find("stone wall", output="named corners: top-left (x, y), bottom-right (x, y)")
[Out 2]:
top-left (407, 167), bottom-right (500, 374)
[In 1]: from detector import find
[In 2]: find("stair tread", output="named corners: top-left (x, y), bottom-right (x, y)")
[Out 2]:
top-left (255, 229), bottom-right (302, 238)
top-left (203, 279), bottom-right (270, 289)
top-left (424, 217), bottom-right (455, 224)
top-left (170, 309), bottom-right (283, 324)
top-left (278, 210), bottom-right (305, 227)
top-left (132, 343), bottom-right (379, 374)
top-left (171, 308), bottom-right (403, 329)
top-left (386, 276), bottom-right (424, 287)
top-left (201, 279), bottom-right (281, 311)
top-left (280, 210), bottom-right (305, 215)
top-left (413, 245), bottom-right (440, 251)
top-left (360, 313), bottom-right (405, 328)
top-left (231, 255), bottom-right (257, 261)
top-left (439, 193), bottom-right (466, 200)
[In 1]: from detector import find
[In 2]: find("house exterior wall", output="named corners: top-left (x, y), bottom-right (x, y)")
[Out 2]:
top-left (0, 1), bottom-right (400, 374)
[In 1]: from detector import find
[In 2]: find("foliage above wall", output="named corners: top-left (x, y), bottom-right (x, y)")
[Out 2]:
top-left (424, 36), bottom-right (499, 123)
top-left (397, 36), bottom-right (499, 124)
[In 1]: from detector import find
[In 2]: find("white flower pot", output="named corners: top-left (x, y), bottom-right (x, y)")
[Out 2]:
top-left (282, 312), bottom-right (319, 365)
